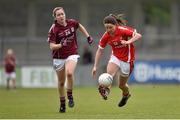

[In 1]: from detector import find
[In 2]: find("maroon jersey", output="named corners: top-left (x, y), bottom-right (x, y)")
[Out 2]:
top-left (47, 19), bottom-right (79, 59)
top-left (4, 54), bottom-right (16, 73)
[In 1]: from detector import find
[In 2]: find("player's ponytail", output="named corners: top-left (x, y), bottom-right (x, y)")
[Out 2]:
top-left (109, 14), bottom-right (127, 26)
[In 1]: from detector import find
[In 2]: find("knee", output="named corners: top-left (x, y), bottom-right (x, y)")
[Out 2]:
top-left (119, 84), bottom-right (125, 90)
top-left (67, 71), bottom-right (73, 79)
top-left (58, 81), bottom-right (65, 87)
top-left (61, 83), bottom-right (65, 87)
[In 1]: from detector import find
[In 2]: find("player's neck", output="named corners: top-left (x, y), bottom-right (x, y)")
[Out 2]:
top-left (57, 20), bottom-right (67, 27)
top-left (109, 32), bottom-right (115, 37)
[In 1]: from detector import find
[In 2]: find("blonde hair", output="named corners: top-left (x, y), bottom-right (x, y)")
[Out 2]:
top-left (7, 48), bottom-right (14, 55)
top-left (52, 7), bottom-right (64, 17)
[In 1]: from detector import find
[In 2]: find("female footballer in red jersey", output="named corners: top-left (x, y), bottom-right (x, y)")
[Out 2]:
top-left (47, 7), bottom-right (93, 113)
top-left (92, 14), bottom-right (142, 107)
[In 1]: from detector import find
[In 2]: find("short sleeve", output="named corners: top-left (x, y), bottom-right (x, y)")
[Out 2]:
top-left (118, 26), bottom-right (135, 37)
top-left (47, 24), bottom-right (56, 43)
top-left (70, 19), bottom-right (79, 29)
top-left (99, 32), bottom-right (109, 49)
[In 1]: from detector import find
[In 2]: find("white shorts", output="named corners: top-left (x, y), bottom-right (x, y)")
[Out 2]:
top-left (6, 72), bottom-right (16, 80)
top-left (53, 55), bottom-right (80, 71)
top-left (109, 55), bottom-right (130, 77)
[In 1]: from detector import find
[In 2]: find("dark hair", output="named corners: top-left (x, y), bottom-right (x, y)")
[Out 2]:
top-left (103, 14), bottom-right (127, 26)
top-left (103, 15), bottom-right (117, 25)
top-left (52, 7), bottom-right (64, 17)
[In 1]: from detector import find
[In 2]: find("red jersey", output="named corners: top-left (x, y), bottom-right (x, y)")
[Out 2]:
top-left (99, 26), bottom-right (136, 62)
top-left (48, 19), bottom-right (79, 59)
top-left (4, 54), bottom-right (16, 73)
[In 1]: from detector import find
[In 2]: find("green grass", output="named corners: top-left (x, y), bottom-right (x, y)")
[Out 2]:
top-left (0, 85), bottom-right (180, 119)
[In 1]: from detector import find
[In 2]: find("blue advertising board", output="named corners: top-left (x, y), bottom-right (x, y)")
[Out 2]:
top-left (129, 60), bottom-right (180, 84)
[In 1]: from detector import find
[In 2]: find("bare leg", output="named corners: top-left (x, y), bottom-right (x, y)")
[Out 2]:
top-left (65, 60), bottom-right (78, 107)
top-left (56, 68), bottom-right (66, 112)
top-left (12, 78), bottom-right (16, 89)
top-left (98, 62), bottom-right (119, 100)
top-left (118, 75), bottom-right (131, 107)
top-left (106, 62), bottom-right (119, 89)
top-left (118, 75), bottom-right (129, 96)
top-left (56, 68), bottom-right (66, 98)
top-left (107, 62), bottom-right (119, 77)
top-left (6, 78), bottom-right (10, 90)
top-left (65, 60), bottom-right (77, 90)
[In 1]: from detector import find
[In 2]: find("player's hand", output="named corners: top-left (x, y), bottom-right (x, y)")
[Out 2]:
top-left (87, 36), bottom-right (94, 45)
top-left (60, 40), bottom-right (65, 45)
top-left (9, 60), bottom-right (15, 66)
top-left (58, 40), bottom-right (66, 47)
top-left (92, 66), bottom-right (97, 80)
top-left (121, 40), bottom-right (130, 45)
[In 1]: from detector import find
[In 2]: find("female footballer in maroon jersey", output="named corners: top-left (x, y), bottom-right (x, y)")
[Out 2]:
top-left (3, 49), bottom-right (16, 90)
top-left (92, 14), bottom-right (142, 107)
top-left (47, 7), bottom-right (93, 113)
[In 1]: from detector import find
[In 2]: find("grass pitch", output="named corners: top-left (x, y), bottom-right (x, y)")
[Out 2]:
top-left (0, 85), bottom-right (180, 119)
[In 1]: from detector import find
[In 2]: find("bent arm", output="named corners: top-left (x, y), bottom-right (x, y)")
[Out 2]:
top-left (49, 43), bottom-right (62, 50)
top-left (128, 32), bottom-right (142, 44)
top-left (78, 23), bottom-right (90, 38)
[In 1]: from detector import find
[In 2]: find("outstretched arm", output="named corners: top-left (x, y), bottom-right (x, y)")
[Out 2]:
top-left (78, 23), bottom-right (94, 45)
top-left (78, 23), bottom-right (90, 37)
top-left (92, 48), bottom-right (103, 79)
